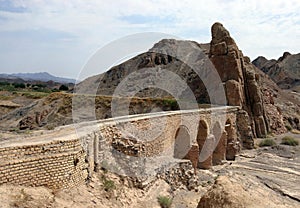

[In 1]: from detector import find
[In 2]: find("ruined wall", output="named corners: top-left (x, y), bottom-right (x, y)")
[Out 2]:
top-left (95, 109), bottom-right (237, 157)
top-left (0, 139), bottom-right (87, 189)
top-left (86, 107), bottom-right (239, 176)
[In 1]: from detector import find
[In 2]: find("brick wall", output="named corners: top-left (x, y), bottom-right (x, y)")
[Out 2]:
top-left (0, 139), bottom-right (88, 189)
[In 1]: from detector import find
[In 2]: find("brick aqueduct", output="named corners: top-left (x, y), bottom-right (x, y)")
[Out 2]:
top-left (0, 106), bottom-right (240, 189)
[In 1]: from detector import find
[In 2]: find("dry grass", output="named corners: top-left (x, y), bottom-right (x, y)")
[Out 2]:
top-left (291, 129), bottom-right (300, 134)
top-left (157, 195), bottom-right (173, 208)
top-left (281, 136), bottom-right (299, 146)
top-left (259, 138), bottom-right (276, 147)
top-left (0, 95), bottom-right (14, 100)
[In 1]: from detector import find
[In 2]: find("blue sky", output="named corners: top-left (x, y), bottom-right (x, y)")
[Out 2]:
top-left (0, 0), bottom-right (299, 80)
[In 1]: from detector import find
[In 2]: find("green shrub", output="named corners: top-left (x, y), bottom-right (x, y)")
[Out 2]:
top-left (259, 138), bottom-right (276, 147)
top-left (157, 195), bottom-right (172, 208)
top-left (163, 99), bottom-right (178, 110)
top-left (52, 88), bottom-right (60, 92)
top-left (0, 84), bottom-right (15, 91)
top-left (32, 84), bottom-right (46, 88)
top-left (10, 127), bottom-right (20, 133)
top-left (22, 92), bottom-right (49, 99)
top-left (0, 81), bottom-right (9, 86)
top-left (59, 84), bottom-right (69, 91)
top-left (101, 175), bottom-right (115, 192)
top-left (12, 83), bottom-right (26, 88)
top-left (281, 136), bottom-right (299, 146)
top-left (285, 125), bottom-right (292, 131)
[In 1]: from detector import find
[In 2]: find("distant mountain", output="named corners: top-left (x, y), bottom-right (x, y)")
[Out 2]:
top-left (0, 72), bottom-right (75, 84)
top-left (252, 52), bottom-right (300, 91)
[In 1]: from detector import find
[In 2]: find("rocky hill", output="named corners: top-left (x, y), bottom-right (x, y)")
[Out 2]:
top-left (76, 41), bottom-right (212, 104)
top-left (252, 52), bottom-right (300, 91)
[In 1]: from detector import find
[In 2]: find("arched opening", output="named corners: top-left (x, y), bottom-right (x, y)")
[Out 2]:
top-left (225, 119), bottom-right (236, 160)
top-left (212, 122), bottom-right (227, 165)
top-left (174, 125), bottom-right (199, 171)
top-left (197, 120), bottom-right (212, 169)
top-left (174, 125), bottom-right (191, 159)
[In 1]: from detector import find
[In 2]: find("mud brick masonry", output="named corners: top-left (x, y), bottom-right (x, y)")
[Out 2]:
top-left (0, 106), bottom-right (240, 189)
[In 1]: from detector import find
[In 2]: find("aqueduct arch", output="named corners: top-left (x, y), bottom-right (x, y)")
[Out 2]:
top-left (174, 125), bottom-right (191, 159)
top-left (174, 125), bottom-right (199, 170)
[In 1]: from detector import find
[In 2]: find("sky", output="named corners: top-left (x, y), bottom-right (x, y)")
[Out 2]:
top-left (0, 0), bottom-right (299, 80)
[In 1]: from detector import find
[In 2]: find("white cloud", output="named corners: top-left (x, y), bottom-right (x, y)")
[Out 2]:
top-left (0, 0), bottom-right (299, 78)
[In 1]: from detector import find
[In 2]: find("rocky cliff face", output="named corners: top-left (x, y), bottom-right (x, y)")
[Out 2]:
top-left (252, 52), bottom-right (300, 91)
top-left (209, 22), bottom-right (273, 147)
top-left (252, 53), bottom-right (300, 131)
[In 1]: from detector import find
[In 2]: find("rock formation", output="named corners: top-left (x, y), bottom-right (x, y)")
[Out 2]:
top-left (76, 40), bottom-right (212, 104)
top-left (19, 109), bottom-right (49, 130)
top-left (209, 22), bottom-right (269, 148)
top-left (252, 55), bottom-right (299, 132)
top-left (197, 176), bottom-right (252, 208)
top-left (253, 52), bottom-right (300, 91)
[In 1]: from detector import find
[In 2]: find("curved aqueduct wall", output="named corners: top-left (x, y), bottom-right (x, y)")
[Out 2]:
top-left (0, 106), bottom-right (239, 189)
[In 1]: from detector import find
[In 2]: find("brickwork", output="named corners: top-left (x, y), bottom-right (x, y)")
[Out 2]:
top-left (184, 144), bottom-right (199, 171)
top-left (98, 108), bottom-right (238, 159)
top-left (212, 131), bottom-right (227, 165)
top-left (0, 139), bottom-right (87, 189)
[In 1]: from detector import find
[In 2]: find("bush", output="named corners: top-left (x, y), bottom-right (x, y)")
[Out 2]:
top-left (32, 84), bottom-right (46, 88)
top-left (259, 138), bottom-right (276, 147)
top-left (0, 84), bottom-right (15, 91)
top-left (52, 88), bottom-right (60, 92)
top-left (12, 83), bottom-right (26, 88)
top-left (22, 92), bottom-right (49, 99)
top-left (157, 195), bottom-right (172, 208)
top-left (163, 99), bottom-right (178, 110)
top-left (101, 175), bottom-right (115, 192)
top-left (0, 81), bottom-right (9, 86)
top-left (281, 136), bottom-right (299, 146)
top-left (59, 84), bottom-right (69, 91)
top-left (285, 125), bottom-right (292, 131)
